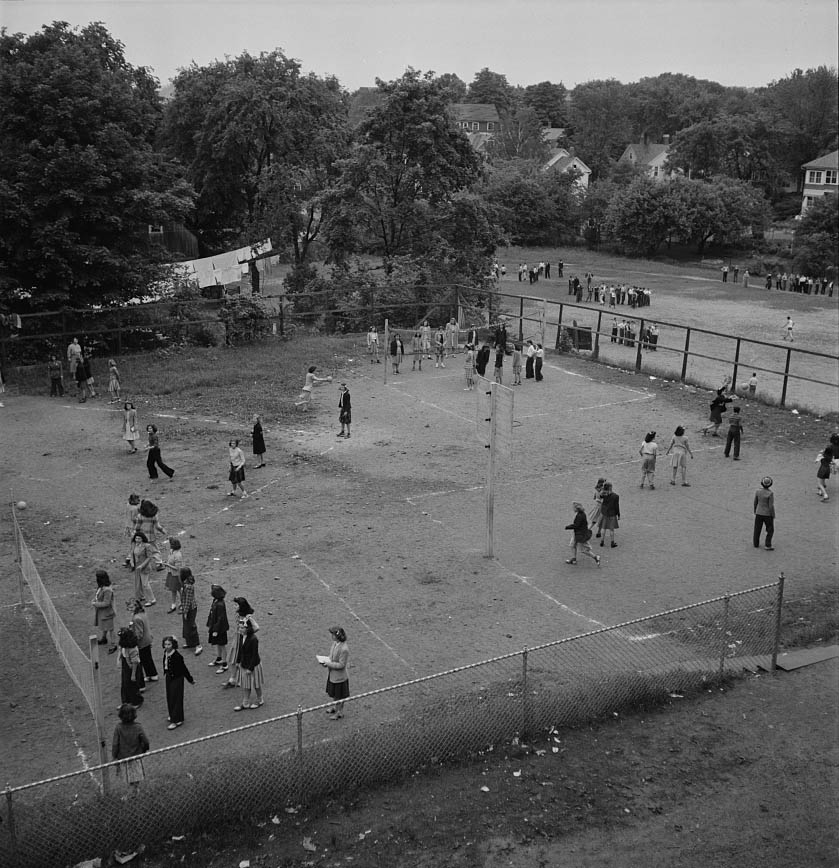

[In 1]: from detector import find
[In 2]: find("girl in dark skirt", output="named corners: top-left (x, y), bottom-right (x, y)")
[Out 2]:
top-left (118, 627), bottom-right (144, 708)
top-left (321, 626), bottom-right (349, 720)
top-left (223, 597), bottom-right (259, 681)
top-left (252, 415), bottom-right (266, 467)
top-left (598, 482), bottom-right (621, 548)
top-left (228, 439), bottom-right (249, 498)
top-left (234, 623), bottom-right (264, 711)
top-left (162, 636), bottom-right (194, 729)
top-left (207, 584), bottom-right (230, 667)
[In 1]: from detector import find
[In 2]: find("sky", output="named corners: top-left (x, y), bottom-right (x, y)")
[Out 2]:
top-left (1, 0), bottom-right (837, 91)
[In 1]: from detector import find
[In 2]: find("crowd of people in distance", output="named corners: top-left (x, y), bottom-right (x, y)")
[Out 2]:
top-left (721, 265), bottom-right (834, 296)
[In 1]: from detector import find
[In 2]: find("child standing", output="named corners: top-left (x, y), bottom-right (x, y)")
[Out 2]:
top-left (162, 636), bottom-right (194, 730)
top-left (639, 431), bottom-right (659, 488)
top-left (108, 359), bottom-right (121, 402)
top-left (163, 537), bottom-right (183, 612)
top-left (463, 345), bottom-right (475, 391)
top-left (724, 407), bottom-right (744, 460)
top-left (411, 331), bottom-right (423, 371)
top-left (598, 483), bottom-right (621, 548)
top-left (178, 568), bottom-right (202, 656)
top-left (434, 328), bottom-right (446, 368)
top-left (748, 373), bottom-right (758, 397)
top-left (234, 623), bottom-right (264, 711)
top-left (227, 439), bottom-right (249, 498)
top-left (129, 598), bottom-right (158, 684)
top-left (666, 426), bottom-right (694, 486)
top-left (48, 355), bottom-right (65, 397)
top-left (117, 627), bottom-right (144, 708)
top-left (223, 597), bottom-right (259, 682)
top-left (589, 477), bottom-right (606, 535)
top-left (337, 383), bottom-right (352, 438)
top-left (252, 414), bottom-right (266, 467)
top-left (493, 345), bottom-right (504, 384)
top-left (207, 585), bottom-right (230, 667)
top-left (511, 343), bottom-right (522, 385)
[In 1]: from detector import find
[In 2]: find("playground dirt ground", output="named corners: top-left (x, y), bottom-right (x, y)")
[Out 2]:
top-left (0, 284), bottom-right (836, 864)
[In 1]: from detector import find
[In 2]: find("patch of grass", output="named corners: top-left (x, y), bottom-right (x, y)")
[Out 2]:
top-left (781, 584), bottom-right (839, 649)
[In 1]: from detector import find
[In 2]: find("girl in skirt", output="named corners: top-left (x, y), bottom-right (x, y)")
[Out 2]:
top-left (321, 626), bottom-right (349, 719)
top-left (234, 623), bottom-right (264, 710)
top-left (252, 415), bottom-right (266, 467)
top-left (589, 477), bottom-right (606, 537)
top-left (207, 585), bottom-right (230, 667)
top-left (223, 597), bottom-right (259, 681)
top-left (228, 439), bottom-right (249, 498)
top-left (163, 537), bottom-right (183, 612)
top-left (123, 403), bottom-right (139, 453)
top-left (108, 359), bottom-right (121, 402)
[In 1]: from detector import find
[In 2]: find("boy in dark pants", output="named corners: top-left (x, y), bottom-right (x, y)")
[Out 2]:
top-left (337, 383), bottom-right (351, 438)
top-left (724, 406), bottom-right (743, 459)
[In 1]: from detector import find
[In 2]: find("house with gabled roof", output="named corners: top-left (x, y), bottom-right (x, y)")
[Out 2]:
top-left (542, 148), bottom-right (591, 189)
top-left (619, 134), bottom-right (673, 182)
top-left (449, 104), bottom-right (501, 134)
top-left (800, 149), bottom-right (838, 214)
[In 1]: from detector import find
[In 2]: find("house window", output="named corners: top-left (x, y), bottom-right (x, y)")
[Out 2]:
top-left (826, 170), bottom-right (838, 185)
top-left (487, 122), bottom-right (494, 131)
top-left (807, 170), bottom-right (823, 184)
top-left (652, 166), bottom-right (659, 177)
top-left (472, 122), bottom-right (479, 131)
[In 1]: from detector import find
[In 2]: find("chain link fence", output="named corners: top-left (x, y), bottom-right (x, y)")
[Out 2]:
top-left (1, 580), bottom-right (782, 867)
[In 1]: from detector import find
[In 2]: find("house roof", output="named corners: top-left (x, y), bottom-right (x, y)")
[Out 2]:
top-left (450, 103), bottom-right (501, 124)
top-left (543, 153), bottom-right (591, 175)
top-left (466, 132), bottom-right (494, 153)
top-left (621, 142), bottom-right (670, 166)
top-left (542, 127), bottom-right (566, 145)
top-left (802, 149), bottom-right (839, 170)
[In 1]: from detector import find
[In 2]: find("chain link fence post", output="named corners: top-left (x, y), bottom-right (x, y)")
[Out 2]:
top-left (296, 704), bottom-right (305, 805)
top-left (771, 573), bottom-right (785, 672)
top-left (5, 786), bottom-right (18, 868)
top-left (521, 647), bottom-right (529, 740)
top-left (718, 595), bottom-right (730, 681)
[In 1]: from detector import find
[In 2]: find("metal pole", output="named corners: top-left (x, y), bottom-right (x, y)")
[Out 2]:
top-left (12, 506), bottom-right (25, 609)
top-left (731, 338), bottom-right (741, 393)
top-left (634, 318), bottom-right (644, 373)
top-left (780, 348), bottom-right (792, 408)
top-left (771, 573), bottom-right (785, 672)
top-left (5, 787), bottom-right (17, 865)
top-left (518, 297), bottom-right (524, 342)
top-left (680, 328), bottom-right (691, 383)
top-left (296, 705), bottom-right (305, 804)
top-left (593, 310), bottom-right (603, 360)
top-left (89, 636), bottom-right (110, 794)
top-left (521, 647), bottom-right (529, 740)
top-left (383, 319), bottom-right (389, 385)
top-left (485, 382), bottom-right (497, 558)
top-left (718, 596), bottom-right (730, 682)
top-left (116, 309), bottom-right (123, 357)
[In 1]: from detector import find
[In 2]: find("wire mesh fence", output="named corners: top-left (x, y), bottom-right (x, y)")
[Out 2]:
top-left (11, 507), bottom-right (96, 715)
top-left (1, 579), bottom-right (782, 868)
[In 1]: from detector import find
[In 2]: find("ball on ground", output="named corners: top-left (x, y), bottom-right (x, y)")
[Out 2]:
top-left (16, 501), bottom-right (27, 510)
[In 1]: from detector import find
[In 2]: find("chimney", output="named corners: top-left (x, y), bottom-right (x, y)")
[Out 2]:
top-left (642, 131), bottom-right (649, 147)
top-left (663, 134), bottom-right (671, 146)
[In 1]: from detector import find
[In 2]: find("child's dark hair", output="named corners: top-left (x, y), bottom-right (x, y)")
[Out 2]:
top-left (674, 425), bottom-right (685, 436)
top-left (96, 569), bottom-right (111, 587)
top-left (180, 566), bottom-right (194, 583)
top-left (169, 537), bottom-right (181, 550)
top-left (162, 636), bottom-right (179, 649)
top-left (118, 704), bottom-right (137, 723)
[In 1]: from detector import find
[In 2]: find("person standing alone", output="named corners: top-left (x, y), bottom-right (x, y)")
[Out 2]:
top-left (724, 406), bottom-right (744, 460)
top-left (753, 476), bottom-right (775, 550)
top-left (337, 383), bottom-right (351, 438)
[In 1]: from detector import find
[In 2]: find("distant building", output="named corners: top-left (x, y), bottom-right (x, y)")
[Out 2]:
top-left (542, 128), bottom-right (566, 150)
top-left (542, 148), bottom-right (591, 189)
top-left (619, 134), bottom-right (674, 182)
top-left (800, 149), bottom-right (839, 214)
top-left (449, 104), bottom-right (501, 133)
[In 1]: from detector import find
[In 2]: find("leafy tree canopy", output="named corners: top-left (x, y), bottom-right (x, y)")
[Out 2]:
top-left (792, 195), bottom-right (839, 276)
top-left (466, 68), bottom-right (515, 113)
top-left (567, 79), bottom-right (634, 180)
top-left (324, 69), bottom-right (497, 283)
top-left (522, 81), bottom-right (568, 128)
top-left (0, 21), bottom-right (194, 307)
top-left (161, 50), bottom-right (349, 255)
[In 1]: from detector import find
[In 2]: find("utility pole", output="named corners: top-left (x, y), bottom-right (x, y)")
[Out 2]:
top-left (476, 378), bottom-right (514, 557)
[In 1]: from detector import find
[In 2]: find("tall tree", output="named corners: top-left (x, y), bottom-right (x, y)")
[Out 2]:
top-left (162, 51), bottom-right (349, 253)
top-left (567, 79), bottom-right (634, 180)
top-left (792, 195), bottom-right (839, 277)
top-left (0, 22), bottom-right (194, 307)
top-left (324, 70), bottom-right (495, 282)
top-left (522, 81), bottom-right (568, 127)
top-left (487, 105), bottom-right (548, 161)
top-left (626, 73), bottom-right (728, 140)
top-left (466, 68), bottom-right (515, 113)
top-left (435, 72), bottom-right (467, 104)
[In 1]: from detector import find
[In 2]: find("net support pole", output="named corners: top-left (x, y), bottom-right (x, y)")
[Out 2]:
top-left (383, 319), bottom-right (389, 385)
top-left (485, 383), bottom-right (498, 558)
top-left (771, 573), bottom-right (785, 673)
top-left (88, 636), bottom-right (111, 795)
top-left (717, 596), bottom-right (730, 682)
top-left (680, 328), bottom-right (691, 383)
